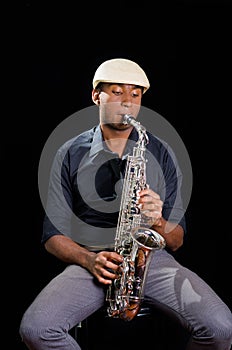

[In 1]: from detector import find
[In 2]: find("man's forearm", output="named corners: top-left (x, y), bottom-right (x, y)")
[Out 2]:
top-left (152, 217), bottom-right (184, 251)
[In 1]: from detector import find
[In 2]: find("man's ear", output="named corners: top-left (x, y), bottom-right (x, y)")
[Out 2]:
top-left (92, 89), bottom-right (100, 105)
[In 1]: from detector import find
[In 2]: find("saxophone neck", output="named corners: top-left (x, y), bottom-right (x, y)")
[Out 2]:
top-left (123, 114), bottom-right (149, 147)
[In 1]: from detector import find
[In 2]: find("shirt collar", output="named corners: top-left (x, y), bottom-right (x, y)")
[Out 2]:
top-left (89, 125), bottom-right (104, 157)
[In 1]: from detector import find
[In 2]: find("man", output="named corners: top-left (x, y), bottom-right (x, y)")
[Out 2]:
top-left (20, 58), bottom-right (232, 349)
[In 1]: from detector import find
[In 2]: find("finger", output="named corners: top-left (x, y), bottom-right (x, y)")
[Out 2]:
top-left (152, 218), bottom-right (162, 227)
top-left (139, 188), bottom-right (160, 199)
top-left (142, 208), bottom-right (162, 219)
top-left (140, 196), bottom-right (163, 207)
top-left (142, 203), bottom-right (161, 211)
top-left (97, 275), bottom-right (113, 285)
top-left (105, 259), bottom-right (121, 271)
top-left (105, 252), bottom-right (123, 263)
top-left (97, 265), bottom-right (120, 284)
top-left (144, 211), bottom-right (161, 218)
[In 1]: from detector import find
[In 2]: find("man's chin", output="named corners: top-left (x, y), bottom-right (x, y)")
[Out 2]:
top-left (107, 123), bottom-right (131, 131)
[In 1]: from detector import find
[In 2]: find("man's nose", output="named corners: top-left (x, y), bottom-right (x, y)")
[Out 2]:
top-left (121, 95), bottom-right (133, 107)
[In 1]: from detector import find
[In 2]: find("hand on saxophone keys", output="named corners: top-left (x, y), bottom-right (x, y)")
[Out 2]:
top-left (138, 188), bottom-right (163, 227)
top-left (86, 250), bottom-right (123, 285)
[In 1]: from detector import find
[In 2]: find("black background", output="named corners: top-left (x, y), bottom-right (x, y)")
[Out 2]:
top-left (3, 1), bottom-right (231, 348)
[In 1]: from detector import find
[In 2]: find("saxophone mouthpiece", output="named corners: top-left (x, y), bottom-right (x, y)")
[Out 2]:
top-left (122, 114), bottom-right (136, 125)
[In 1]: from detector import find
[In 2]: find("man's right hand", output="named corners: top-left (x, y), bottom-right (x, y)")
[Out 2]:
top-left (86, 251), bottom-right (123, 285)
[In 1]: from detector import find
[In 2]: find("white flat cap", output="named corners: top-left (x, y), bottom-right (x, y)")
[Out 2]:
top-left (92, 58), bottom-right (150, 93)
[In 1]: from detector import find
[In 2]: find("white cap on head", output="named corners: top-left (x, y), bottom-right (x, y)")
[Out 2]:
top-left (92, 58), bottom-right (150, 93)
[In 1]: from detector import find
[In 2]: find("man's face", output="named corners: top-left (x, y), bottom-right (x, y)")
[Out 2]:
top-left (97, 83), bottom-right (142, 130)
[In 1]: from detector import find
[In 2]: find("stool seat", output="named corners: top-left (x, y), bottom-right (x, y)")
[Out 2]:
top-left (72, 303), bottom-right (162, 350)
top-left (71, 302), bottom-right (190, 350)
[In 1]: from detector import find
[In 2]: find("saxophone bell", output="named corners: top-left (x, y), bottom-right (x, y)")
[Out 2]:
top-left (131, 227), bottom-right (166, 251)
top-left (106, 226), bottom-right (165, 321)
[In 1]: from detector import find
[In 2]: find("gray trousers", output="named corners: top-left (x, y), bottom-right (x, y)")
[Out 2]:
top-left (19, 250), bottom-right (232, 349)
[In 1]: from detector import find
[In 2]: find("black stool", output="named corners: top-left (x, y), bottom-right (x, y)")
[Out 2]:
top-left (71, 302), bottom-right (190, 350)
top-left (72, 303), bottom-right (166, 350)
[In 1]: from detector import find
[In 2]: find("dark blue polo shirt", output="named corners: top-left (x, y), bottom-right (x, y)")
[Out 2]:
top-left (42, 124), bottom-right (186, 248)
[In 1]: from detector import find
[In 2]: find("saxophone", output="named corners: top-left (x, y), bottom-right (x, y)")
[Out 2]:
top-left (106, 114), bottom-right (166, 321)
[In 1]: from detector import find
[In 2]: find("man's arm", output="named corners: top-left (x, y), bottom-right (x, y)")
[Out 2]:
top-left (44, 235), bottom-right (123, 285)
top-left (152, 217), bottom-right (184, 251)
